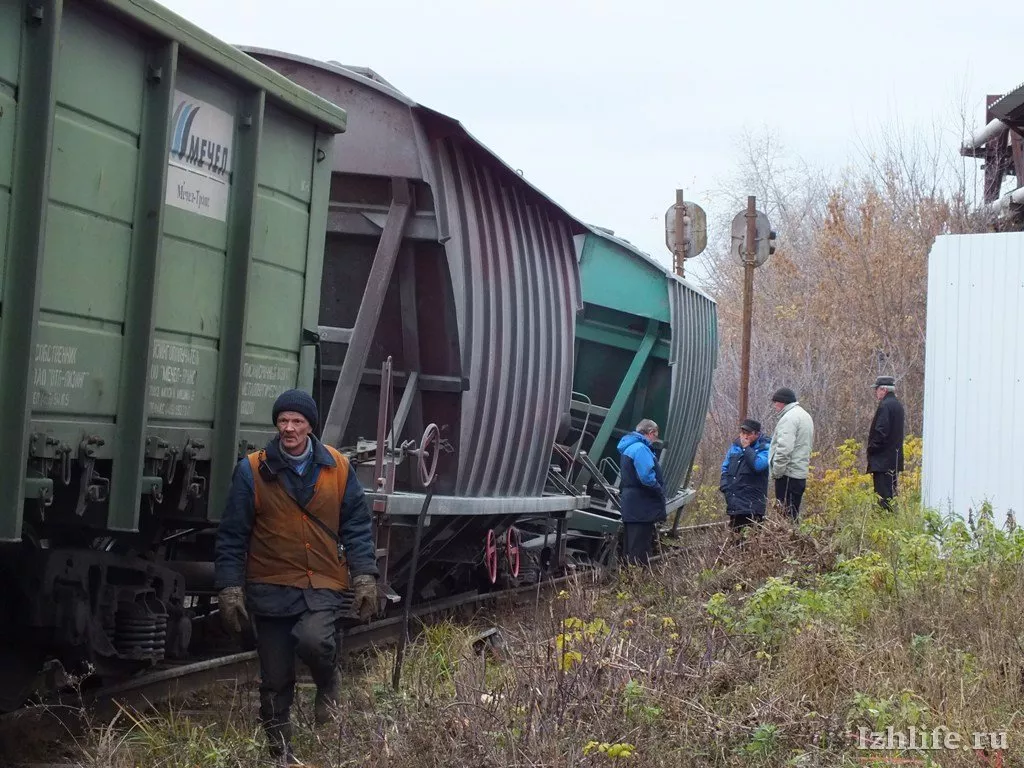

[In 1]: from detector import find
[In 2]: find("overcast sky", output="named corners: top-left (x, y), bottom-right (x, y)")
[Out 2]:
top-left (162, 0), bottom-right (1023, 275)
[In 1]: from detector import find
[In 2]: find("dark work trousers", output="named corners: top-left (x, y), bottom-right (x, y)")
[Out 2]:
top-left (253, 609), bottom-right (342, 754)
top-left (622, 523), bottom-right (656, 566)
top-left (774, 477), bottom-right (807, 520)
top-left (872, 471), bottom-right (898, 512)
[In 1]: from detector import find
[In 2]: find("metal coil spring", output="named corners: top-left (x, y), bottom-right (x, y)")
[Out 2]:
top-left (114, 612), bottom-right (168, 661)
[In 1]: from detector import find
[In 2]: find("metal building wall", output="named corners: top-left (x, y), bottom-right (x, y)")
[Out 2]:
top-left (922, 233), bottom-right (1024, 519)
top-left (430, 134), bottom-right (582, 497)
top-left (662, 278), bottom-right (718, 495)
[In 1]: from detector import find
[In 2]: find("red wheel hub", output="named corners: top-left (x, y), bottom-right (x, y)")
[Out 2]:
top-left (484, 529), bottom-right (498, 584)
top-left (505, 526), bottom-right (521, 578)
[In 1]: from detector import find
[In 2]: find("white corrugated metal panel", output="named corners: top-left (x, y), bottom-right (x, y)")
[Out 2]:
top-left (922, 232), bottom-right (1024, 519)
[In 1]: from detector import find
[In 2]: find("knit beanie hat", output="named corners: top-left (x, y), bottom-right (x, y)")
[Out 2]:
top-left (272, 389), bottom-right (318, 429)
top-left (771, 387), bottom-right (797, 404)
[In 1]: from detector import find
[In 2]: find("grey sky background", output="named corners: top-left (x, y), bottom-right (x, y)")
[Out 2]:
top-left (163, 0), bottom-right (1023, 279)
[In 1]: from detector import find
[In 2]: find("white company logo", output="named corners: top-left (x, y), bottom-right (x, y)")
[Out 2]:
top-left (164, 90), bottom-right (235, 221)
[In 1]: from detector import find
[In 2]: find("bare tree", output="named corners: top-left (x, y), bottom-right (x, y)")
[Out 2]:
top-left (690, 113), bottom-right (988, 488)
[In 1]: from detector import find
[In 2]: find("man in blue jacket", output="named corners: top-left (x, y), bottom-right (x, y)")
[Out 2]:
top-left (720, 418), bottom-right (771, 533)
top-left (617, 419), bottom-right (667, 565)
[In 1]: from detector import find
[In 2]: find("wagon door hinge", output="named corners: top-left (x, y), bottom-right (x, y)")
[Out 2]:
top-left (177, 438), bottom-right (207, 512)
top-left (75, 435), bottom-right (109, 516)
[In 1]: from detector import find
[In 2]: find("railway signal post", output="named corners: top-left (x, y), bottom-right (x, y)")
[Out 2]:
top-left (664, 189), bottom-right (707, 278)
top-left (730, 196), bottom-right (776, 421)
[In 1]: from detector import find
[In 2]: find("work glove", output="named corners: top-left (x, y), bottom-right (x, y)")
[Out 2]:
top-left (351, 574), bottom-right (377, 622)
top-left (217, 586), bottom-right (249, 634)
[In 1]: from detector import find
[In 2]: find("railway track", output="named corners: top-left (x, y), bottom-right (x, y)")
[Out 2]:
top-left (3, 521), bottom-right (724, 742)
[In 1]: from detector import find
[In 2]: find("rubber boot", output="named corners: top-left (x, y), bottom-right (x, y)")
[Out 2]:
top-left (314, 666), bottom-right (341, 726)
top-left (266, 720), bottom-right (303, 766)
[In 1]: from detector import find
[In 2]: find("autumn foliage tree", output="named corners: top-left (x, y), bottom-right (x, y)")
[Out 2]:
top-left (691, 128), bottom-right (990, 486)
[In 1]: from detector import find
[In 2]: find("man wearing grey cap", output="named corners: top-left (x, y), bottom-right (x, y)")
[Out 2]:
top-left (867, 376), bottom-right (905, 512)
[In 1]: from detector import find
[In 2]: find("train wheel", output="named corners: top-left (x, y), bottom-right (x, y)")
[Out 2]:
top-left (505, 526), bottom-right (521, 578)
top-left (484, 529), bottom-right (498, 584)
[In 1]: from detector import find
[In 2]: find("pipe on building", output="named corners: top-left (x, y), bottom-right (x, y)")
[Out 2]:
top-left (985, 185), bottom-right (1024, 214)
top-left (962, 118), bottom-right (1007, 150)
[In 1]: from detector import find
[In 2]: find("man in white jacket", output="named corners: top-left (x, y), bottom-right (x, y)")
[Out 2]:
top-left (767, 387), bottom-right (814, 519)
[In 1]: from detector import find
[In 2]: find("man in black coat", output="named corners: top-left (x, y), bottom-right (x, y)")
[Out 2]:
top-left (866, 375), bottom-right (905, 512)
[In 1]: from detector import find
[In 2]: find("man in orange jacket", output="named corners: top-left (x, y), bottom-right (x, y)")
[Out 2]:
top-left (214, 389), bottom-right (378, 766)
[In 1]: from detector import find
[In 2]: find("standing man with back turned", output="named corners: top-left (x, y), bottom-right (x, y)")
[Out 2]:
top-left (617, 419), bottom-right (668, 565)
top-left (214, 389), bottom-right (380, 767)
top-left (767, 387), bottom-right (814, 520)
top-left (867, 375), bottom-right (905, 512)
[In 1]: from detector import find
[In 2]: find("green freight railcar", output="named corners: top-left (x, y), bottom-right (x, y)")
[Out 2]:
top-left (0, 0), bottom-right (345, 710)
top-left (555, 227), bottom-right (717, 538)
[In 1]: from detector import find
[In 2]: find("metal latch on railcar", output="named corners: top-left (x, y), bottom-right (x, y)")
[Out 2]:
top-left (177, 438), bottom-right (207, 511)
top-left (28, 432), bottom-right (72, 488)
top-left (142, 436), bottom-right (171, 503)
top-left (75, 435), bottom-right (110, 516)
top-left (22, 477), bottom-right (54, 507)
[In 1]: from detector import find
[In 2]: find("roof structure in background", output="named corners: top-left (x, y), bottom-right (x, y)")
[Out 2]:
top-left (961, 82), bottom-right (1024, 220)
top-left (989, 82), bottom-right (1024, 129)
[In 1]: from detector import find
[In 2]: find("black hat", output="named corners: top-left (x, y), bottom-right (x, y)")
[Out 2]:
top-left (739, 418), bottom-right (761, 433)
top-left (272, 388), bottom-right (319, 429)
top-left (873, 376), bottom-right (895, 388)
top-left (771, 387), bottom-right (796, 404)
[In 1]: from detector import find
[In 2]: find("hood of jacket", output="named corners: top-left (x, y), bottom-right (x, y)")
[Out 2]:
top-left (617, 431), bottom-right (651, 454)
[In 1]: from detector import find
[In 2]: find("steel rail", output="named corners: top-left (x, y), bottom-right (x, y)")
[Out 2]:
top-left (4, 522), bottom-right (725, 723)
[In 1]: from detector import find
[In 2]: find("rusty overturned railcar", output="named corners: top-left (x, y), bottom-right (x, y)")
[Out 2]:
top-left (242, 50), bottom-right (593, 595)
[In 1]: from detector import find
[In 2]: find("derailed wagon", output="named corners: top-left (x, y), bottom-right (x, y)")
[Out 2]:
top-left (0, 0), bottom-right (346, 709)
top-left (240, 50), bottom-right (593, 597)
top-left (0, 2), bottom-right (719, 713)
top-left (548, 227), bottom-right (718, 549)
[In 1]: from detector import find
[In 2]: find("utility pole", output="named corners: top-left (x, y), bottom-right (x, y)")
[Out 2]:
top-left (664, 190), bottom-right (707, 278)
top-left (730, 195), bottom-right (776, 423)
top-left (673, 189), bottom-right (686, 278)
top-left (738, 195), bottom-right (756, 421)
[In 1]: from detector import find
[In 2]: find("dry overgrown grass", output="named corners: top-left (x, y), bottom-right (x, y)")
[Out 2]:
top-left (9, 438), bottom-right (1024, 767)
